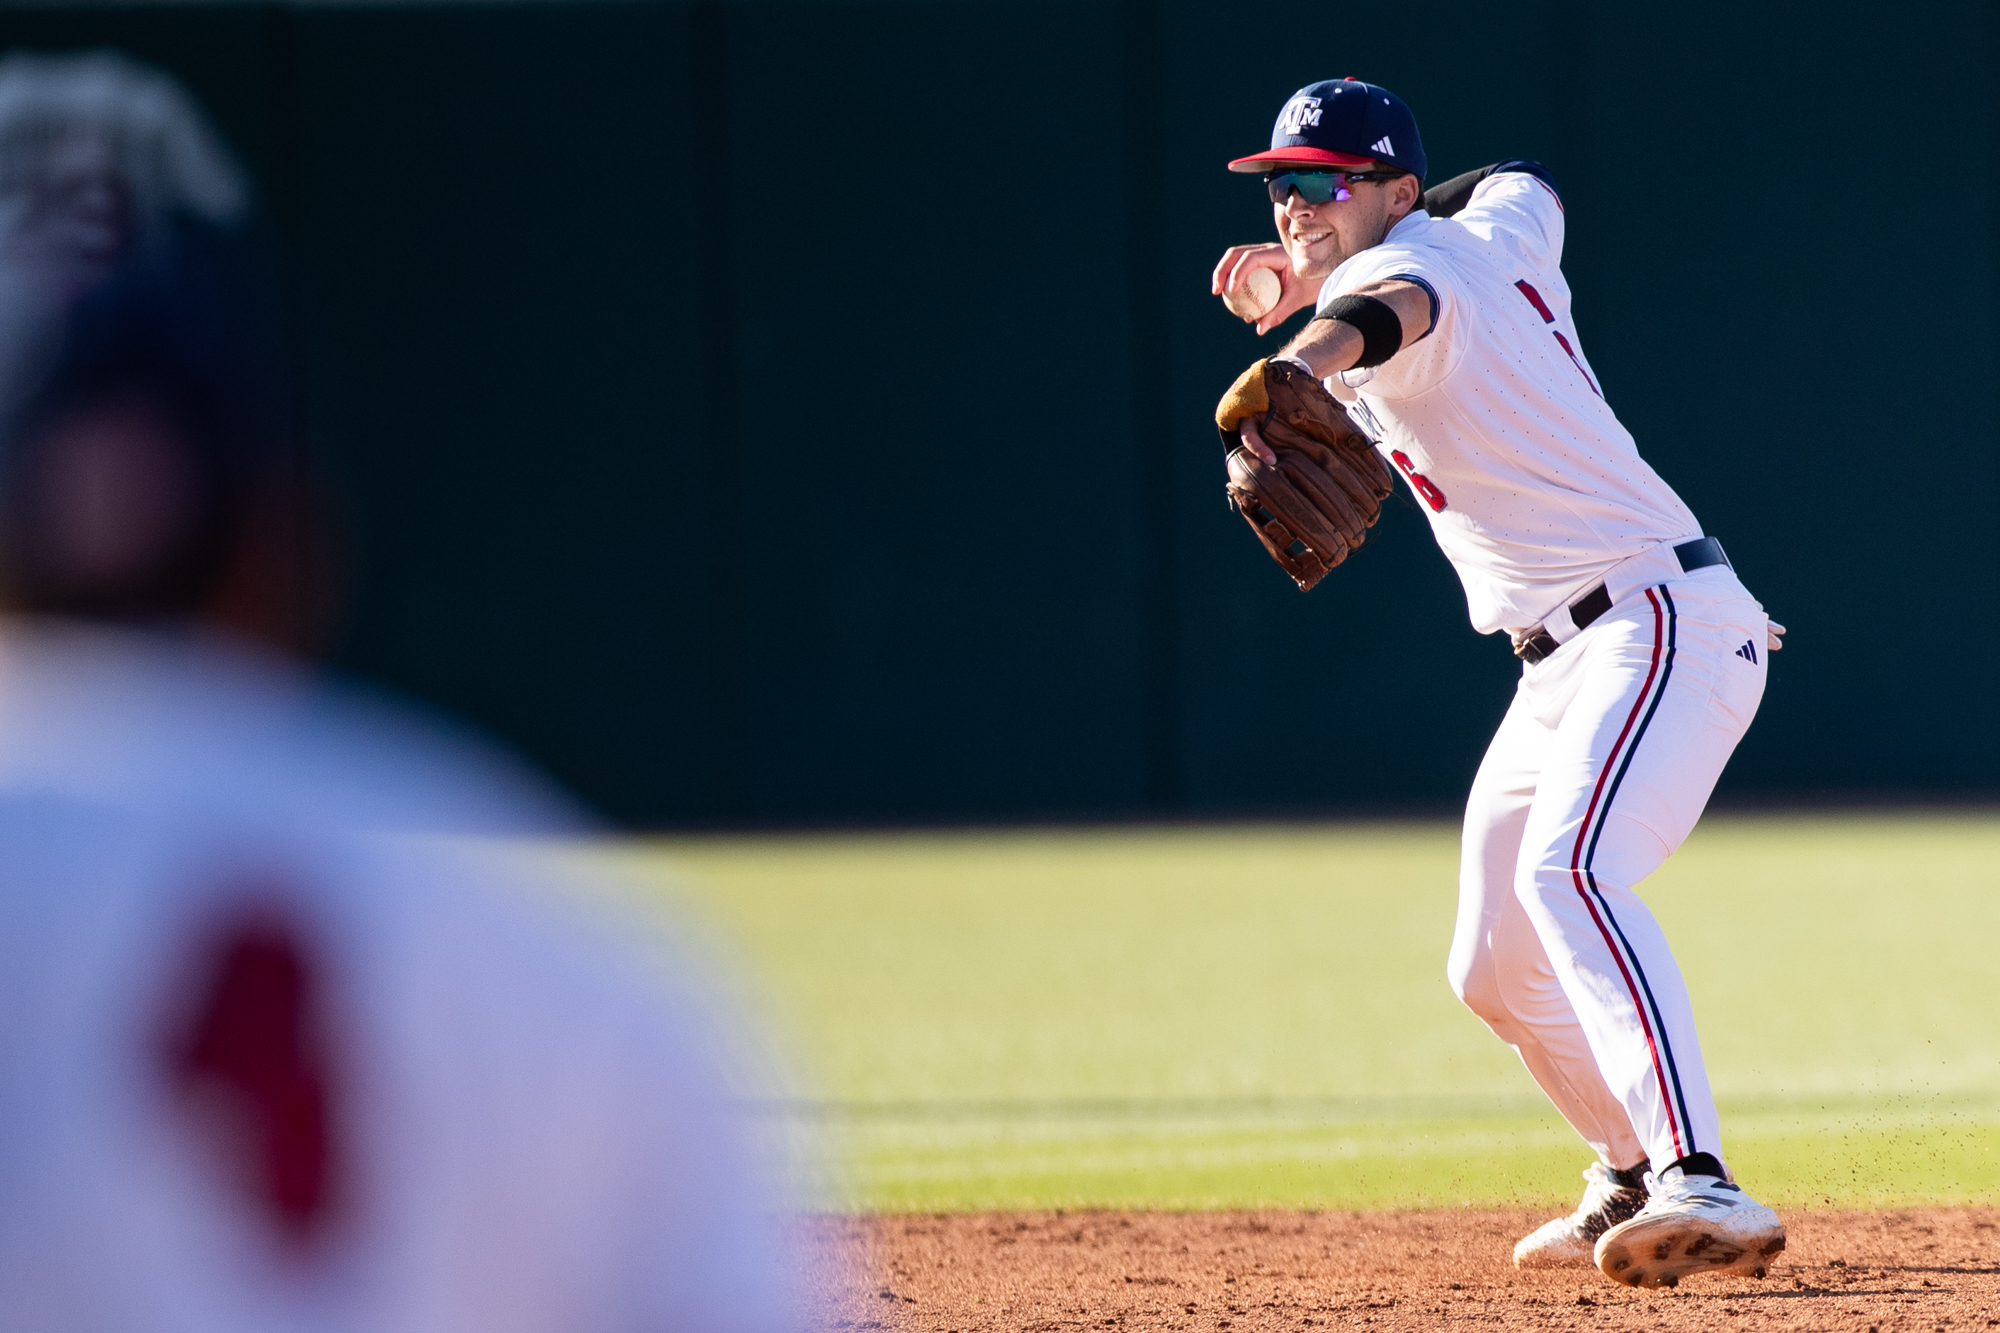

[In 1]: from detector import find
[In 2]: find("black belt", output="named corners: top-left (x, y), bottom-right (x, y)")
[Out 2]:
top-left (1514, 537), bottom-right (1731, 665)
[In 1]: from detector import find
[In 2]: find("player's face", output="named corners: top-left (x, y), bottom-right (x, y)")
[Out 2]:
top-left (1269, 169), bottom-right (1404, 281)
top-left (4, 392), bottom-right (202, 605)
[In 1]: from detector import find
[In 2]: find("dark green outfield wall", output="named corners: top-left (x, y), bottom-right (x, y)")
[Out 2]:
top-left (3, 2), bottom-right (1994, 824)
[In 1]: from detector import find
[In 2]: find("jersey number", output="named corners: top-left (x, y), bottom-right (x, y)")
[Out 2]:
top-left (1514, 280), bottom-right (1601, 398)
top-left (1391, 450), bottom-right (1448, 512)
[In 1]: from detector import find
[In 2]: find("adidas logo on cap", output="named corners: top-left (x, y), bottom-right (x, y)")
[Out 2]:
top-left (1371, 135), bottom-right (1394, 155)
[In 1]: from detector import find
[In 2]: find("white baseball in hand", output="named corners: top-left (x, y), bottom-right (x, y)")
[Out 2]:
top-left (1223, 266), bottom-right (1282, 322)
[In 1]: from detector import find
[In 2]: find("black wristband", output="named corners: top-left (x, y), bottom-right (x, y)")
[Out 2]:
top-left (1314, 294), bottom-right (1403, 369)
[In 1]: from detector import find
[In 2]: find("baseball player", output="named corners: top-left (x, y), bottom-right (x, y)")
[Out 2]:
top-left (0, 56), bottom-right (806, 1332)
top-left (1211, 79), bottom-right (1788, 1289)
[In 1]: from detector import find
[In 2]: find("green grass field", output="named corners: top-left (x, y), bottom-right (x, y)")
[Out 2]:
top-left (600, 813), bottom-right (2000, 1213)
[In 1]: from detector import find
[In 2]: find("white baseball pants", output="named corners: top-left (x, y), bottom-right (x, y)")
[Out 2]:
top-left (1447, 567), bottom-right (1770, 1173)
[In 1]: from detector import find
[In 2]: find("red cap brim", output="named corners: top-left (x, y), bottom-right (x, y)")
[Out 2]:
top-left (1227, 146), bottom-right (1376, 174)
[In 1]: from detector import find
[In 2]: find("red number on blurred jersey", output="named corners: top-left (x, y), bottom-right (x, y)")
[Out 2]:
top-left (1391, 450), bottom-right (1448, 512)
top-left (168, 903), bottom-right (341, 1249)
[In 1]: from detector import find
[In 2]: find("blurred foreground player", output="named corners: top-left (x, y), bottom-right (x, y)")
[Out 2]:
top-left (0, 54), bottom-right (801, 1333)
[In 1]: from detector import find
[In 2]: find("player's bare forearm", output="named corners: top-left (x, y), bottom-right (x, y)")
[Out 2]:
top-left (1278, 280), bottom-right (1433, 378)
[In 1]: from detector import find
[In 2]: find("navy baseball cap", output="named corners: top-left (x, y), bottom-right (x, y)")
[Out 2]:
top-left (1228, 78), bottom-right (1427, 181)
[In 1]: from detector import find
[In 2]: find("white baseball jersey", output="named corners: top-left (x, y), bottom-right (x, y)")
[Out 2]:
top-left (1318, 172), bottom-right (1704, 636)
top-left (1285, 163), bottom-right (1782, 1209)
top-left (0, 622), bottom-right (804, 1333)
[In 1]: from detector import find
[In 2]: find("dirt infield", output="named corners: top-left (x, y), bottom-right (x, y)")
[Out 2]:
top-left (808, 1207), bottom-right (2000, 1332)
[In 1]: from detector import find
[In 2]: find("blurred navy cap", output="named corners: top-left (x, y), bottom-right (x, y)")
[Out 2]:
top-left (1228, 78), bottom-right (1427, 181)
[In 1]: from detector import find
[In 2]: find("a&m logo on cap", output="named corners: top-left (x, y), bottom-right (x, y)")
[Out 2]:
top-left (1277, 95), bottom-right (1322, 135)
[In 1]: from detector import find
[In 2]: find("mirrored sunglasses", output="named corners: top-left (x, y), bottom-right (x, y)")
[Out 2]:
top-left (1263, 169), bottom-right (1403, 205)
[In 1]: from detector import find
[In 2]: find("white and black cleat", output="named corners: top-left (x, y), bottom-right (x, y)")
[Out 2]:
top-left (1514, 1161), bottom-right (1648, 1268)
top-left (1593, 1166), bottom-right (1785, 1289)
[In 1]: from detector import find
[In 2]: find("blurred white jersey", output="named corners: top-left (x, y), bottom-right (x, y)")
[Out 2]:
top-left (0, 623), bottom-right (801, 1333)
top-left (1318, 173), bottom-right (1704, 636)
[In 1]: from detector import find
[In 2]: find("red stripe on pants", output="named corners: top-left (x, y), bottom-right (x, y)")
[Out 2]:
top-left (1564, 588), bottom-right (1685, 1158)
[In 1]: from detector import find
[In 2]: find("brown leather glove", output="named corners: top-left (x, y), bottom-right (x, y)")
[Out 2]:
top-left (1215, 358), bottom-right (1396, 590)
